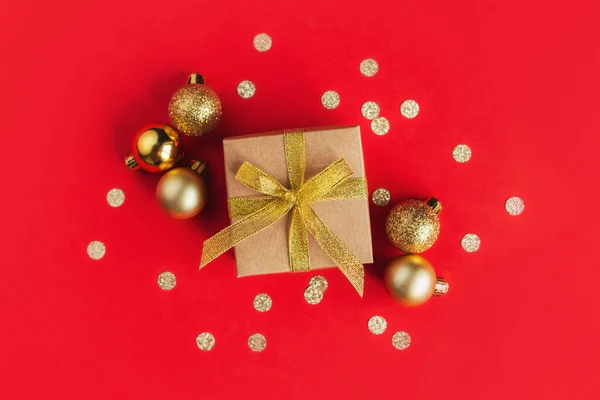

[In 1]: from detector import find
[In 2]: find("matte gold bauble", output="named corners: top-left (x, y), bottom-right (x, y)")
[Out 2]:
top-left (384, 254), bottom-right (448, 307)
top-left (385, 197), bottom-right (441, 253)
top-left (156, 161), bottom-right (208, 219)
top-left (168, 73), bottom-right (222, 136)
top-left (125, 123), bottom-right (182, 173)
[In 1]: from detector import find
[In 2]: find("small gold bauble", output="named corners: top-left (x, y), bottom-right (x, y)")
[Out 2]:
top-left (156, 161), bottom-right (208, 219)
top-left (385, 197), bottom-right (441, 253)
top-left (125, 123), bottom-right (182, 173)
top-left (168, 73), bottom-right (222, 136)
top-left (384, 254), bottom-right (448, 307)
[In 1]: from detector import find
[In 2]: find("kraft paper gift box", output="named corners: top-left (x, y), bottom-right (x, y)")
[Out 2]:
top-left (221, 126), bottom-right (373, 277)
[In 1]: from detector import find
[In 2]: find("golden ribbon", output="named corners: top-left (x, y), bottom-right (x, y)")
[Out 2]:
top-left (199, 131), bottom-right (367, 296)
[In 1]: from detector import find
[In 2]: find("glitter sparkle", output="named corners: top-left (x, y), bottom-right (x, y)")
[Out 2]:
top-left (371, 116), bottom-right (390, 135)
top-left (368, 316), bottom-right (387, 335)
top-left (87, 241), bottom-right (106, 260)
top-left (371, 188), bottom-right (391, 206)
top-left (237, 80), bottom-right (256, 98)
top-left (461, 233), bottom-right (481, 252)
top-left (392, 331), bottom-right (411, 350)
top-left (321, 90), bottom-right (340, 109)
top-left (157, 271), bottom-right (176, 290)
top-left (400, 100), bottom-right (419, 119)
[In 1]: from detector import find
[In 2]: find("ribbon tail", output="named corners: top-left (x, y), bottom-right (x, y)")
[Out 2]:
top-left (200, 197), bottom-right (294, 268)
top-left (300, 205), bottom-right (365, 297)
top-left (288, 206), bottom-right (310, 272)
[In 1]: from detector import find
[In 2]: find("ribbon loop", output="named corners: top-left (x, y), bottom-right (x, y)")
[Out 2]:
top-left (236, 162), bottom-right (289, 198)
top-left (298, 158), bottom-right (354, 203)
top-left (200, 131), bottom-right (366, 296)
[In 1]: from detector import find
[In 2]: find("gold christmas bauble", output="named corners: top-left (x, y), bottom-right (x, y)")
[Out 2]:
top-left (385, 197), bottom-right (441, 253)
top-left (125, 123), bottom-right (182, 173)
top-left (168, 73), bottom-right (222, 136)
top-left (384, 254), bottom-right (447, 307)
top-left (156, 161), bottom-right (208, 219)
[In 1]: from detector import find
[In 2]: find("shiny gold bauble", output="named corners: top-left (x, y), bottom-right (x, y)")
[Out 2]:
top-left (156, 161), bottom-right (208, 219)
top-left (385, 197), bottom-right (442, 253)
top-left (125, 123), bottom-right (182, 173)
top-left (168, 73), bottom-right (222, 136)
top-left (384, 254), bottom-right (447, 307)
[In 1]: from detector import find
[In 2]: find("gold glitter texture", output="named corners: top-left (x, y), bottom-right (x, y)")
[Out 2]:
top-left (196, 332), bottom-right (215, 351)
top-left (321, 90), bottom-right (340, 109)
top-left (253, 293), bottom-right (272, 312)
top-left (392, 331), bottom-right (411, 350)
top-left (461, 233), bottom-right (481, 252)
top-left (361, 101), bottom-right (380, 120)
top-left (386, 200), bottom-right (440, 253)
top-left (106, 188), bottom-right (125, 207)
top-left (157, 271), bottom-right (176, 291)
top-left (453, 144), bottom-right (472, 163)
top-left (309, 275), bottom-right (328, 292)
top-left (400, 100), bottom-right (419, 119)
top-left (304, 286), bottom-right (323, 305)
top-left (368, 316), bottom-right (387, 335)
top-left (505, 197), bottom-right (525, 216)
top-left (237, 80), bottom-right (256, 99)
top-left (371, 188), bottom-right (391, 206)
top-left (360, 58), bottom-right (379, 77)
top-left (253, 33), bottom-right (272, 52)
top-left (371, 116), bottom-right (390, 135)
top-left (168, 85), bottom-right (222, 136)
top-left (248, 333), bottom-right (267, 352)
top-left (87, 241), bottom-right (106, 260)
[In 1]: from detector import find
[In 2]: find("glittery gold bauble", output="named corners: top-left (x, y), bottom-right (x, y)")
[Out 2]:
top-left (125, 123), bottom-right (182, 172)
top-left (156, 160), bottom-right (208, 219)
top-left (384, 254), bottom-right (448, 307)
top-left (385, 197), bottom-right (442, 253)
top-left (168, 73), bottom-right (222, 136)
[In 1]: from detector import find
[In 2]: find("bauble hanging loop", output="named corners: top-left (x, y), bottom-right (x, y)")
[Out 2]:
top-left (156, 160), bottom-right (209, 219)
top-left (168, 73), bottom-right (222, 136)
top-left (384, 254), bottom-right (448, 307)
top-left (125, 123), bottom-right (183, 173)
top-left (385, 197), bottom-right (441, 253)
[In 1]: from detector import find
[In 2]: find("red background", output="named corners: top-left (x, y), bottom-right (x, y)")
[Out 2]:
top-left (1, 0), bottom-right (599, 398)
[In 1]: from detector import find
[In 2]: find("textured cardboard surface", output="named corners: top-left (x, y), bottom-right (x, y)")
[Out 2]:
top-left (223, 126), bottom-right (373, 277)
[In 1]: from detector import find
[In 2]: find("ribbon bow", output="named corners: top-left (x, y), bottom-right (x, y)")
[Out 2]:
top-left (200, 131), bottom-right (367, 296)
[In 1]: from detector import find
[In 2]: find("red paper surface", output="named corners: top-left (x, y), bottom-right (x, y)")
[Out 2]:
top-left (1, 1), bottom-right (599, 399)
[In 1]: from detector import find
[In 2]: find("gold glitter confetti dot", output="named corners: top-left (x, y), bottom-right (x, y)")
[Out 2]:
top-left (87, 241), bottom-right (106, 260)
top-left (371, 116), bottom-right (390, 135)
top-left (392, 331), bottom-right (411, 350)
top-left (368, 316), bottom-right (387, 335)
top-left (360, 58), bottom-right (379, 77)
top-left (237, 80), bottom-right (256, 99)
top-left (321, 90), bottom-right (340, 109)
top-left (361, 101), bottom-right (380, 120)
top-left (371, 188), bottom-right (391, 207)
top-left (196, 332), bottom-right (215, 351)
top-left (253, 293), bottom-right (272, 312)
top-left (400, 100), bottom-right (420, 119)
top-left (106, 188), bottom-right (125, 207)
top-left (452, 144), bottom-right (472, 163)
top-left (253, 33), bottom-right (272, 52)
top-left (461, 233), bottom-right (481, 252)
top-left (309, 276), bottom-right (328, 292)
top-left (304, 286), bottom-right (323, 305)
top-left (157, 271), bottom-right (176, 291)
top-left (505, 197), bottom-right (525, 216)
top-left (248, 333), bottom-right (267, 352)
